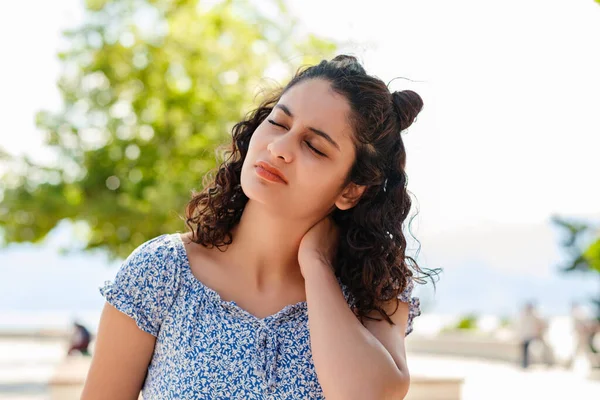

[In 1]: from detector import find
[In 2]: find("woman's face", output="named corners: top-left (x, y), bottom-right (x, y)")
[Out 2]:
top-left (240, 78), bottom-right (359, 221)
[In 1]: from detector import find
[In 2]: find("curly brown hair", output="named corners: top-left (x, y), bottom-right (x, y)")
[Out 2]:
top-left (185, 55), bottom-right (439, 324)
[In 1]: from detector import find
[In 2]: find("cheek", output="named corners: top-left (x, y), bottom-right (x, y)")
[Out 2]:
top-left (297, 166), bottom-right (346, 202)
top-left (243, 126), bottom-right (268, 164)
top-left (246, 124), bottom-right (272, 155)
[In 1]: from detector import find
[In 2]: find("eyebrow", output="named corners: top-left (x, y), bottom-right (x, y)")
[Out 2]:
top-left (275, 104), bottom-right (341, 151)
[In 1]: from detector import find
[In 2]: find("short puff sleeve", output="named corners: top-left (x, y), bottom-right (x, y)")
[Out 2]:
top-left (99, 234), bottom-right (181, 337)
top-left (398, 278), bottom-right (421, 336)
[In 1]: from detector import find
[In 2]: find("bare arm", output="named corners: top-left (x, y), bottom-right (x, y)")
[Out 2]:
top-left (81, 303), bottom-right (156, 400)
top-left (304, 261), bottom-right (410, 400)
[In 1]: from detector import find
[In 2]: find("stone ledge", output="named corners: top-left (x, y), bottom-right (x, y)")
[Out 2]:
top-left (49, 356), bottom-right (463, 400)
top-left (406, 376), bottom-right (464, 400)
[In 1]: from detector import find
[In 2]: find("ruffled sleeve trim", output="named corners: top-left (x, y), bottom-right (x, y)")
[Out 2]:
top-left (398, 278), bottom-right (421, 336)
top-left (99, 234), bottom-right (182, 337)
top-left (100, 280), bottom-right (159, 336)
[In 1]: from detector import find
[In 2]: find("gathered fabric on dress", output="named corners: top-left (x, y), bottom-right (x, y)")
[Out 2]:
top-left (100, 233), bottom-right (421, 400)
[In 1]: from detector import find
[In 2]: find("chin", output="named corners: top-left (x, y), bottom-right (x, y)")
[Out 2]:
top-left (239, 166), bottom-right (263, 201)
top-left (240, 168), bottom-right (286, 212)
top-left (240, 177), bottom-right (273, 204)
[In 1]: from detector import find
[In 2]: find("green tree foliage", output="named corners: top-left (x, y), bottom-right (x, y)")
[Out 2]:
top-left (455, 314), bottom-right (478, 331)
top-left (0, 0), bottom-right (335, 259)
top-left (552, 216), bottom-right (600, 319)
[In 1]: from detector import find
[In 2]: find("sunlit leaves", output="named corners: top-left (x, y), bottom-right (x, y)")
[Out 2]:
top-left (0, 0), bottom-right (335, 259)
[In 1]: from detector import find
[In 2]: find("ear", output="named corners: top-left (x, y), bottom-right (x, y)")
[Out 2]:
top-left (335, 182), bottom-right (367, 211)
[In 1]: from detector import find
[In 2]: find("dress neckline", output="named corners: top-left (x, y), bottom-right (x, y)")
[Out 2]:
top-left (169, 232), bottom-right (307, 324)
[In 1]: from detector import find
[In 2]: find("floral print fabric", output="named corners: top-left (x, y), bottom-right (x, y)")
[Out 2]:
top-left (100, 233), bottom-right (421, 399)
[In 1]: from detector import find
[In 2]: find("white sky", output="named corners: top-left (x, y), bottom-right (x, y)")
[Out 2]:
top-left (289, 0), bottom-right (600, 233)
top-left (0, 0), bottom-right (599, 273)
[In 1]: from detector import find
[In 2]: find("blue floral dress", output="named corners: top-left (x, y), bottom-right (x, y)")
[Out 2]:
top-left (100, 233), bottom-right (421, 399)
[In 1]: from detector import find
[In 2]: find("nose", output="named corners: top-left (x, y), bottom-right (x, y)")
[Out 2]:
top-left (267, 134), bottom-right (294, 163)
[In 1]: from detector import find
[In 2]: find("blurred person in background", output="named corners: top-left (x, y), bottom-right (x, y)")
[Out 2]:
top-left (518, 302), bottom-right (553, 369)
top-left (67, 321), bottom-right (92, 356)
top-left (82, 55), bottom-right (435, 400)
top-left (568, 302), bottom-right (599, 369)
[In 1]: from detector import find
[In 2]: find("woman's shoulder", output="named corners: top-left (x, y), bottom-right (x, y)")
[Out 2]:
top-left (121, 232), bottom-right (189, 270)
top-left (112, 231), bottom-right (181, 272)
top-left (128, 232), bottom-right (177, 259)
top-left (338, 276), bottom-right (421, 336)
top-left (101, 232), bottom-right (190, 302)
top-left (99, 232), bottom-right (187, 336)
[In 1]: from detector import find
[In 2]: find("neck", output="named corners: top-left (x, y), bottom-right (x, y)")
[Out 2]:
top-left (224, 200), bottom-right (315, 292)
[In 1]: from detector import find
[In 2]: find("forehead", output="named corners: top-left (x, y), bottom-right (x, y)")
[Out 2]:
top-left (278, 79), bottom-right (355, 149)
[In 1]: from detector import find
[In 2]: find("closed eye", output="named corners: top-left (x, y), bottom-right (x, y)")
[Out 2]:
top-left (268, 119), bottom-right (287, 129)
top-left (305, 141), bottom-right (326, 157)
top-left (268, 119), bottom-right (327, 157)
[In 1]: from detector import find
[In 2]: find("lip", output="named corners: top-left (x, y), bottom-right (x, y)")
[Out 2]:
top-left (255, 161), bottom-right (288, 184)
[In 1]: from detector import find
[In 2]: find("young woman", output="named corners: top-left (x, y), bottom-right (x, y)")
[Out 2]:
top-left (83, 55), bottom-right (429, 400)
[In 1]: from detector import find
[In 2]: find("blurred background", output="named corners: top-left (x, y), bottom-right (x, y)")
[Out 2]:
top-left (1, 0), bottom-right (599, 399)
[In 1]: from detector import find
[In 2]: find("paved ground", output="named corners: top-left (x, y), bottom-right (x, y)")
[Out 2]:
top-left (409, 354), bottom-right (600, 400)
top-left (1, 339), bottom-right (599, 400)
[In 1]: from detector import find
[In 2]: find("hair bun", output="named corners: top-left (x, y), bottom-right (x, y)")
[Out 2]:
top-left (330, 55), bottom-right (366, 74)
top-left (391, 90), bottom-right (424, 131)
